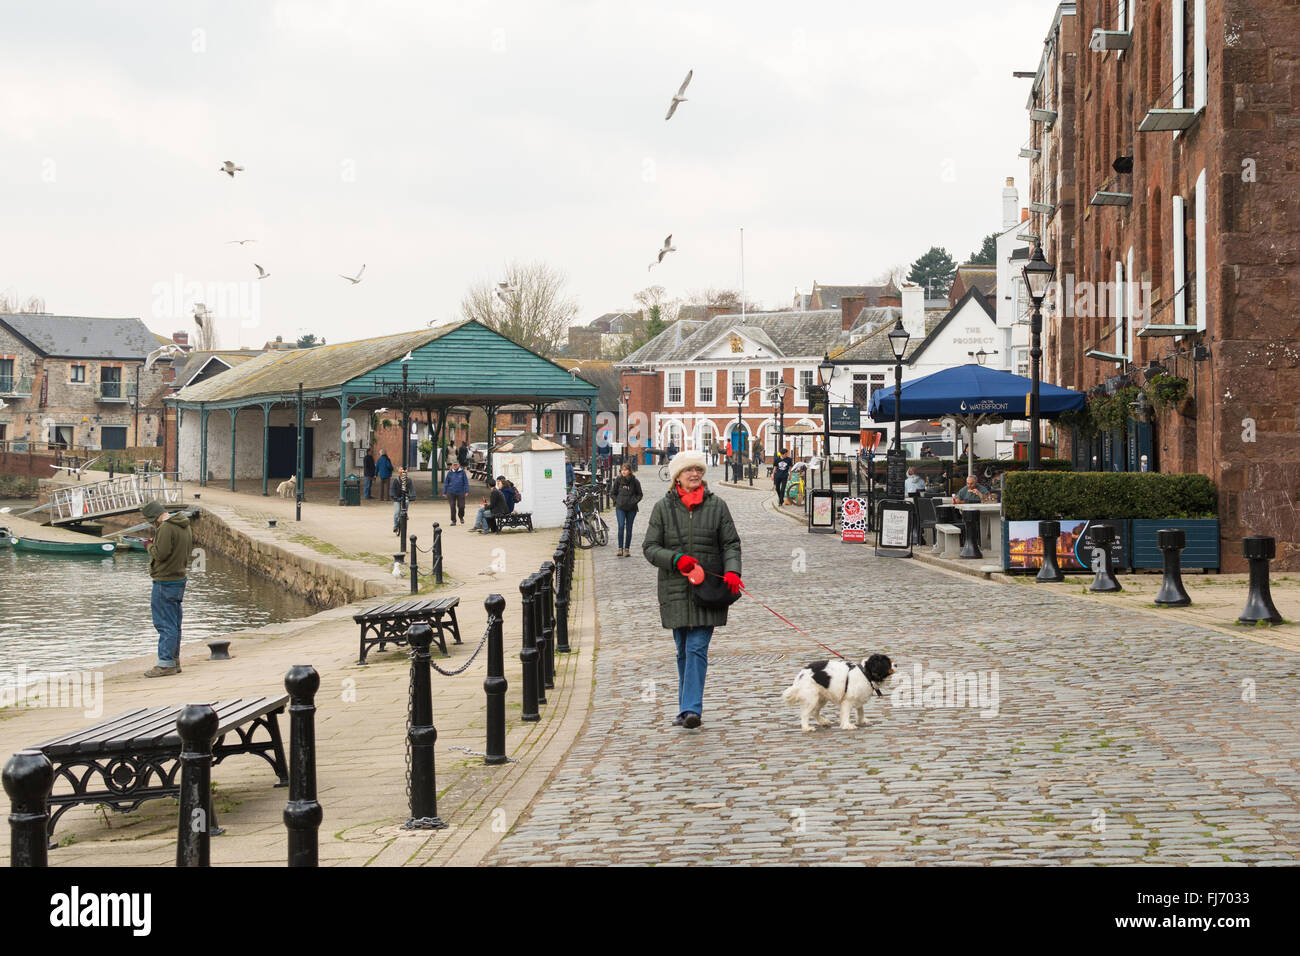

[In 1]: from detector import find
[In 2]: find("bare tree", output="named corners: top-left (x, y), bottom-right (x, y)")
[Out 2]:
top-left (684, 288), bottom-right (759, 313)
top-left (870, 264), bottom-right (908, 287)
top-left (0, 292), bottom-right (46, 313)
top-left (460, 260), bottom-right (579, 357)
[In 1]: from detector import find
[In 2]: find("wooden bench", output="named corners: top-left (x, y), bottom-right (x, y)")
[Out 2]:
top-left (352, 597), bottom-right (462, 664)
top-left (32, 696), bottom-right (289, 843)
top-left (487, 512), bottom-right (533, 533)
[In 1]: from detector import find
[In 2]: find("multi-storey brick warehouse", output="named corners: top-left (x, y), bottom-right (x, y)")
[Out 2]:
top-left (1030, 0), bottom-right (1300, 569)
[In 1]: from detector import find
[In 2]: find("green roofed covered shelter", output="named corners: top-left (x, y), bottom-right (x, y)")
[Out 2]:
top-left (168, 320), bottom-right (600, 501)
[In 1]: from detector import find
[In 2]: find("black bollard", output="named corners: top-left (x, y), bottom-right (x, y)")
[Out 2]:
top-left (1087, 525), bottom-right (1122, 593)
top-left (404, 623), bottom-right (447, 829)
top-left (1036, 520), bottom-right (1064, 583)
top-left (553, 544), bottom-right (571, 653)
top-left (399, 504), bottom-right (409, 556)
top-left (410, 534), bottom-right (418, 595)
top-left (1239, 536), bottom-right (1282, 625)
top-left (539, 561), bottom-right (557, 689)
top-left (519, 575), bottom-right (540, 722)
top-left (432, 522), bottom-right (443, 586)
top-left (176, 703), bottom-right (218, 867)
top-left (4, 750), bottom-right (53, 866)
top-left (483, 595), bottom-right (508, 765)
top-left (529, 573), bottom-right (548, 706)
top-left (1154, 529), bottom-right (1192, 607)
top-left (283, 665), bottom-right (322, 867)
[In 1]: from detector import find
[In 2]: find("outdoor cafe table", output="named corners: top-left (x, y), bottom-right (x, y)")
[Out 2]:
top-left (954, 502), bottom-right (1002, 560)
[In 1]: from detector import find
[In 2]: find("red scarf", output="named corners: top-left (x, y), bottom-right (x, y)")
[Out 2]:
top-left (676, 483), bottom-right (705, 510)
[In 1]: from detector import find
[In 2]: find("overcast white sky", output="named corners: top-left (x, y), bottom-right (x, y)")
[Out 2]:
top-left (1, 0), bottom-right (1054, 349)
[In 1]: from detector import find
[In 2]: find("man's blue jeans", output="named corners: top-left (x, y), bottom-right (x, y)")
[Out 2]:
top-left (363, 476), bottom-right (373, 498)
top-left (672, 626), bottom-right (713, 718)
top-left (152, 578), bottom-right (187, 667)
top-left (615, 508), bottom-right (636, 549)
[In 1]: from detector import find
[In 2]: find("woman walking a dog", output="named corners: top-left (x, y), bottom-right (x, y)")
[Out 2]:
top-left (642, 450), bottom-right (742, 730)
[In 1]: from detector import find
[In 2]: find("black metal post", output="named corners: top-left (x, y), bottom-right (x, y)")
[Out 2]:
top-left (554, 541), bottom-right (571, 653)
top-left (1087, 525), bottom-right (1122, 592)
top-left (404, 623), bottom-right (447, 829)
top-left (530, 573), bottom-right (548, 706)
top-left (1239, 536), bottom-right (1282, 624)
top-left (3, 750), bottom-right (53, 866)
top-left (484, 594), bottom-right (508, 765)
top-left (296, 383), bottom-right (304, 522)
top-left (283, 665), bottom-right (322, 867)
top-left (399, 500), bottom-right (409, 555)
top-left (1154, 529), bottom-right (1192, 606)
top-left (176, 703), bottom-right (218, 867)
top-left (539, 560), bottom-right (556, 689)
top-left (409, 534), bottom-right (418, 595)
top-left (432, 522), bottom-right (443, 586)
top-left (519, 574), bottom-right (540, 721)
top-left (1036, 520), bottom-right (1064, 583)
top-left (1029, 307), bottom-right (1042, 470)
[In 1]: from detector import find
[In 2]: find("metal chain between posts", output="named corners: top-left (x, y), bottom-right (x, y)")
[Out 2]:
top-left (428, 623), bottom-right (491, 677)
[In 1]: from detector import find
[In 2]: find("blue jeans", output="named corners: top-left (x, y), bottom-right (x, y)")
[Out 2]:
top-left (672, 626), bottom-right (713, 718)
top-left (472, 506), bottom-right (491, 531)
top-left (364, 476), bottom-right (373, 498)
top-left (393, 499), bottom-right (408, 528)
top-left (152, 579), bottom-right (187, 667)
top-left (615, 508), bottom-right (636, 549)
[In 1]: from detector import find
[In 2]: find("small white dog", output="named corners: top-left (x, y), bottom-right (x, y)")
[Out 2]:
top-left (275, 476), bottom-right (296, 498)
top-left (781, 654), bottom-right (895, 731)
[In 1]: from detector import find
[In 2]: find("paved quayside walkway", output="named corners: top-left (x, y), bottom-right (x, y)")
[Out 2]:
top-left (487, 473), bottom-right (1300, 865)
top-left (0, 476), bottom-right (597, 866)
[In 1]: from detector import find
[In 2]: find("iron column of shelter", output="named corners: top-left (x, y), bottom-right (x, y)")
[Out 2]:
top-left (621, 385), bottom-right (632, 465)
top-left (1022, 244), bottom-right (1056, 470)
top-left (283, 665), bottom-right (322, 867)
top-left (376, 362), bottom-right (436, 479)
top-left (295, 383), bottom-right (304, 522)
top-left (886, 321), bottom-right (911, 499)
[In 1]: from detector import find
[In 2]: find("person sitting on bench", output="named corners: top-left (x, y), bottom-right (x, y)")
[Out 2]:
top-left (470, 477), bottom-right (510, 533)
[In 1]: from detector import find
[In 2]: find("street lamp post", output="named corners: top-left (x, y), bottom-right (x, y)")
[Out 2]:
top-left (818, 354), bottom-right (836, 471)
top-left (886, 320), bottom-right (911, 499)
top-left (1022, 245), bottom-right (1056, 470)
top-left (734, 386), bottom-right (768, 483)
top-left (621, 385), bottom-right (631, 466)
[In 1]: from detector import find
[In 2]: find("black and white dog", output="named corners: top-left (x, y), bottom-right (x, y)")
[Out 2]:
top-left (781, 654), bottom-right (895, 731)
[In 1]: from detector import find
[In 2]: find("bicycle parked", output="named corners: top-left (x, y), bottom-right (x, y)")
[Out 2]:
top-left (565, 486), bottom-right (609, 549)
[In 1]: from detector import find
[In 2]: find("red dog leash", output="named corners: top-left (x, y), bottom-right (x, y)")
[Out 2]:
top-left (686, 565), bottom-right (848, 661)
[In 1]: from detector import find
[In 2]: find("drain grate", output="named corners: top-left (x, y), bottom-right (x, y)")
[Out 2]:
top-left (709, 652), bottom-right (788, 666)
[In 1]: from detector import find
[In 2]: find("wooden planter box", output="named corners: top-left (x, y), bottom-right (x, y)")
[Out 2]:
top-left (1129, 519), bottom-right (1220, 570)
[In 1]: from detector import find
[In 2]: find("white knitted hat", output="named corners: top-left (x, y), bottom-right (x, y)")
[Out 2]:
top-left (668, 450), bottom-right (709, 484)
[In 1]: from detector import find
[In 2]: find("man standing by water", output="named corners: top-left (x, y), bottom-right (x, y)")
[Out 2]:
top-left (142, 500), bottom-right (192, 678)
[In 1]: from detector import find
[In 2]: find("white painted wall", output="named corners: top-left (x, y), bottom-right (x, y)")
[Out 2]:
top-left (492, 448), bottom-right (567, 528)
top-left (177, 405), bottom-right (364, 481)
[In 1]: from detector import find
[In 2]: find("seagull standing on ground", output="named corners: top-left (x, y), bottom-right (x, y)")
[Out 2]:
top-left (664, 69), bottom-right (693, 121)
top-left (339, 264), bottom-right (366, 285)
top-left (254, 263), bottom-right (270, 280)
top-left (219, 160), bottom-right (244, 178)
top-left (648, 234), bottom-right (676, 271)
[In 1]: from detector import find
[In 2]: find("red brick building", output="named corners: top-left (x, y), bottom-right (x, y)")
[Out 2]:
top-left (1031, 0), bottom-right (1300, 567)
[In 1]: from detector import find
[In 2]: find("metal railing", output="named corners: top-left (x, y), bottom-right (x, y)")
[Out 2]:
top-left (48, 472), bottom-right (183, 524)
top-left (95, 381), bottom-right (136, 402)
top-left (0, 376), bottom-right (33, 396)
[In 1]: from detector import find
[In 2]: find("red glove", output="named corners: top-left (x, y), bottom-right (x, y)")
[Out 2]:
top-left (675, 555), bottom-right (698, 573)
top-left (723, 572), bottom-right (743, 595)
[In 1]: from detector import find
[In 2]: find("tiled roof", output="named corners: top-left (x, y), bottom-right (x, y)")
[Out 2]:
top-left (834, 309), bottom-right (950, 362)
top-left (0, 314), bottom-right (161, 360)
top-left (619, 319), bottom-right (709, 364)
top-left (174, 350), bottom-right (263, 388)
top-left (811, 283), bottom-right (886, 310)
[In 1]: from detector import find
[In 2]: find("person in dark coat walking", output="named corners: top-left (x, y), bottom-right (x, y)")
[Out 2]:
top-left (443, 459), bottom-right (469, 525)
top-left (362, 449), bottom-right (376, 499)
top-left (773, 448), bottom-right (793, 503)
top-left (642, 450), bottom-right (742, 730)
top-left (456, 442), bottom-right (469, 468)
top-left (610, 462), bottom-right (643, 557)
top-left (376, 451), bottom-right (394, 501)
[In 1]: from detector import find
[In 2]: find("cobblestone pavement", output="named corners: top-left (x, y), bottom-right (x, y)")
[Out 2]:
top-left (488, 475), bottom-right (1300, 865)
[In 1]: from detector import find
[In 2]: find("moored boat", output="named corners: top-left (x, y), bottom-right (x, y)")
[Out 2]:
top-left (9, 536), bottom-right (117, 556)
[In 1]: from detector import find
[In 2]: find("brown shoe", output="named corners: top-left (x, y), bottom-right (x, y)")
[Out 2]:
top-left (144, 665), bottom-right (181, 678)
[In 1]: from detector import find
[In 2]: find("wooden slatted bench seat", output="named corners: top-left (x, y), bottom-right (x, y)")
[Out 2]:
top-left (352, 597), bottom-right (462, 665)
top-left (487, 512), bottom-right (533, 533)
top-left (32, 695), bottom-right (289, 843)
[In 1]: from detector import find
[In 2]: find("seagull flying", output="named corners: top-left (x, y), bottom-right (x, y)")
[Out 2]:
top-left (226, 238), bottom-right (256, 245)
top-left (401, 351), bottom-right (413, 363)
top-left (496, 282), bottom-right (514, 303)
top-left (664, 69), bottom-right (693, 121)
top-left (254, 263), bottom-right (270, 280)
top-left (648, 234), bottom-right (676, 271)
top-left (145, 344), bottom-right (188, 371)
top-left (339, 264), bottom-right (366, 285)
top-left (219, 160), bottom-right (244, 178)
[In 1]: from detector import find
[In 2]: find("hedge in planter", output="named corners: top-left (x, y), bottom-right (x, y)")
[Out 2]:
top-left (1002, 471), bottom-right (1217, 521)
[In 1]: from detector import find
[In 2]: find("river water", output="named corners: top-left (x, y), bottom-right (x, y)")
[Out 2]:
top-left (0, 501), bottom-right (317, 677)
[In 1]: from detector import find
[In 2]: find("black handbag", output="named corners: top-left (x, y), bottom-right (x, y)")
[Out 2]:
top-left (668, 500), bottom-right (740, 610)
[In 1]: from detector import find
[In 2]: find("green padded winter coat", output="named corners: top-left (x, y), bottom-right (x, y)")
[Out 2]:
top-left (642, 485), bottom-right (742, 630)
